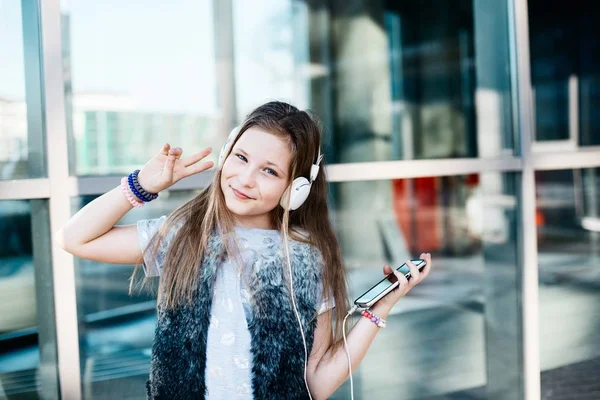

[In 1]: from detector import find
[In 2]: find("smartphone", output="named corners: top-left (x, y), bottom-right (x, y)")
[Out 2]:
top-left (353, 259), bottom-right (427, 309)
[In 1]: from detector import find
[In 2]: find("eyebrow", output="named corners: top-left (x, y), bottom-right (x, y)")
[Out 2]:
top-left (237, 148), bottom-right (287, 177)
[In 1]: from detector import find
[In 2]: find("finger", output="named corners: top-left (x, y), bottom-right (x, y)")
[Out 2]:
top-left (182, 161), bottom-right (215, 177)
top-left (169, 146), bottom-right (183, 159)
top-left (181, 147), bottom-right (212, 167)
top-left (406, 260), bottom-right (421, 284)
top-left (382, 264), bottom-right (393, 275)
top-left (421, 253), bottom-right (432, 278)
top-left (159, 143), bottom-right (170, 156)
top-left (162, 154), bottom-right (176, 181)
top-left (393, 269), bottom-right (409, 293)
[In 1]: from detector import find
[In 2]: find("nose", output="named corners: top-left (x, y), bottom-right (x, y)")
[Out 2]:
top-left (238, 167), bottom-right (257, 188)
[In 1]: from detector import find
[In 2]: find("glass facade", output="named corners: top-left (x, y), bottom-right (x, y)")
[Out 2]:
top-left (0, 200), bottom-right (37, 397)
top-left (536, 168), bottom-right (600, 398)
top-left (1, 0), bottom-right (599, 399)
top-left (0, 1), bottom-right (46, 180)
top-left (73, 190), bottom-right (200, 399)
top-left (231, 0), bottom-right (515, 163)
top-left (61, 0), bottom-right (219, 176)
top-left (329, 173), bottom-right (522, 398)
top-left (0, 199), bottom-right (59, 398)
top-left (529, 0), bottom-right (600, 147)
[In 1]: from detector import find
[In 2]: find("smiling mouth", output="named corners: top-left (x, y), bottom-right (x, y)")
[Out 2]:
top-left (232, 187), bottom-right (253, 200)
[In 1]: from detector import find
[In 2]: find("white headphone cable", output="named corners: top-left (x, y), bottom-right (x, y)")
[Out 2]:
top-left (282, 226), bottom-right (313, 400)
top-left (343, 304), bottom-right (359, 400)
top-left (284, 223), bottom-right (360, 400)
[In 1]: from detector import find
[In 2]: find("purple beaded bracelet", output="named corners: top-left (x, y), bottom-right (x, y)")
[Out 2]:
top-left (361, 309), bottom-right (387, 328)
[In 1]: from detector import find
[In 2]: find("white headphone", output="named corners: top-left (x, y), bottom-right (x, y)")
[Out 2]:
top-left (218, 126), bottom-right (324, 211)
top-left (217, 126), bottom-right (240, 168)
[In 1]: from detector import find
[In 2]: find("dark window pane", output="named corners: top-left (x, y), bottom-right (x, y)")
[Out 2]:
top-left (0, 200), bottom-right (58, 398)
top-left (529, 0), bottom-right (600, 145)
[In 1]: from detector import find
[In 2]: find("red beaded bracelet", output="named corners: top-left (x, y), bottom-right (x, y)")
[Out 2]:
top-left (361, 309), bottom-right (387, 328)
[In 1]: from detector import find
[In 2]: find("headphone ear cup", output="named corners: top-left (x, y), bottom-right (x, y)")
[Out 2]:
top-left (218, 126), bottom-right (240, 168)
top-left (281, 177), bottom-right (311, 211)
top-left (279, 185), bottom-right (291, 210)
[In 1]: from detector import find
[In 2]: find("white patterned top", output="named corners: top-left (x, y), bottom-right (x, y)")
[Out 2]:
top-left (137, 216), bottom-right (334, 399)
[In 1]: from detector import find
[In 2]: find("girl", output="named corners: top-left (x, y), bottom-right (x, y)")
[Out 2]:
top-left (57, 101), bottom-right (432, 399)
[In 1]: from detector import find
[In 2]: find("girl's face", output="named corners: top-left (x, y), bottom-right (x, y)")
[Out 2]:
top-left (220, 127), bottom-right (292, 229)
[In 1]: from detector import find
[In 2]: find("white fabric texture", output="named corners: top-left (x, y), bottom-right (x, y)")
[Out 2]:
top-left (137, 217), bottom-right (335, 398)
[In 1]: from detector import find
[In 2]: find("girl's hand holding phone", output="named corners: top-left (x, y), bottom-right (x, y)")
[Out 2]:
top-left (371, 253), bottom-right (433, 316)
top-left (137, 143), bottom-right (214, 194)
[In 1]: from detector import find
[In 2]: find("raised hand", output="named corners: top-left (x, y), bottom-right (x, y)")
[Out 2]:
top-left (136, 143), bottom-right (214, 194)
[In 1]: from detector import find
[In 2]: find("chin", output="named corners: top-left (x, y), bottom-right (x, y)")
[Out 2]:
top-left (224, 196), bottom-right (277, 222)
top-left (224, 196), bottom-right (253, 216)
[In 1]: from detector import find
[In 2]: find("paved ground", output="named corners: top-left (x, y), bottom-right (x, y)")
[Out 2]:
top-left (540, 357), bottom-right (600, 400)
top-left (1, 253), bottom-right (599, 399)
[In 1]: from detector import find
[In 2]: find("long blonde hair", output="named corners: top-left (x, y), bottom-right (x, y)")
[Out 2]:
top-left (132, 101), bottom-right (350, 354)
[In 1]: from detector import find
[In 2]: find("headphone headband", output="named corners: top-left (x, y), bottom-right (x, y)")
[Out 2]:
top-left (310, 152), bottom-right (324, 182)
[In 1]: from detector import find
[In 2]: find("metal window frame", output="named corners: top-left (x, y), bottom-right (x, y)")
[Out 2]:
top-left (39, 0), bottom-right (83, 398)
top-left (510, 1), bottom-right (541, 399)
top-left (2, 0), bottom-right (600, 399)
top-left (0, 179), bottom-right (50, 199)
top-left (530, 74), bottom-right (579, 152)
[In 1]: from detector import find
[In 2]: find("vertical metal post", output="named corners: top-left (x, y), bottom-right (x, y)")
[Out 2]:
top-left (510, 0), bottom-right (541, 399)
top-left (568, 75), bottom-right (579, 148)
top-left (21, 0), bottom-right (47, 179)
top-left (30, 199), bottom-right (60, 399)
top-left (39, 0), bottom-right (83, 398)
top-left (473, 1), bottom-right (523, 397)
top-left (213, 0), bottom-right (238, 132)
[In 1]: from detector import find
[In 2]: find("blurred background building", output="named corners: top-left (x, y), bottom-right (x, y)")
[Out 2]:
top-left (0, 0), bottom-right (598, 399)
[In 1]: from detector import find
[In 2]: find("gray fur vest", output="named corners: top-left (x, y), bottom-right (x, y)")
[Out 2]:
top-left (145, 232), bottom-right (323, 399)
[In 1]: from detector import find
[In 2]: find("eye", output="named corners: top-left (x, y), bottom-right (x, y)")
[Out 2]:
top-left (265, 168), bottom-right (278, 177)
top-left (236, 154), bottom-right (247, 162)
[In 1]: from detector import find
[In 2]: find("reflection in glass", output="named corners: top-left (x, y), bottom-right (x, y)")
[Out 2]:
top-left (0, 2), bottom-right (38, 180)
top-left (0, 200), bottom-right (55, 398)
top-left (233, 1), bottom-right (311, 115)
top-left (536, 168), bottom-right (600, 398)
top-left (62, 0), bottom-right (221, 176)
top-left (529, 0), bottom-right (600, 145)
top-left (63, 0), bottom-right (516, 175)
top-left (329, 173), bottom-right (521, 399)
top-left (233, 1), bottom-right (514, 162)
top-left (74, 189), bottom-right (200, 399)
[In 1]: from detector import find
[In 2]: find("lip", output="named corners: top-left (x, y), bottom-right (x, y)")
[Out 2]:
top-left (232, 187), bottom-right (252, 200)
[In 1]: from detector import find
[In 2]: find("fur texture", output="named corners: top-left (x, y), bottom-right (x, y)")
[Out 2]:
top-left (146, 232), bottom-right (322, 399)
